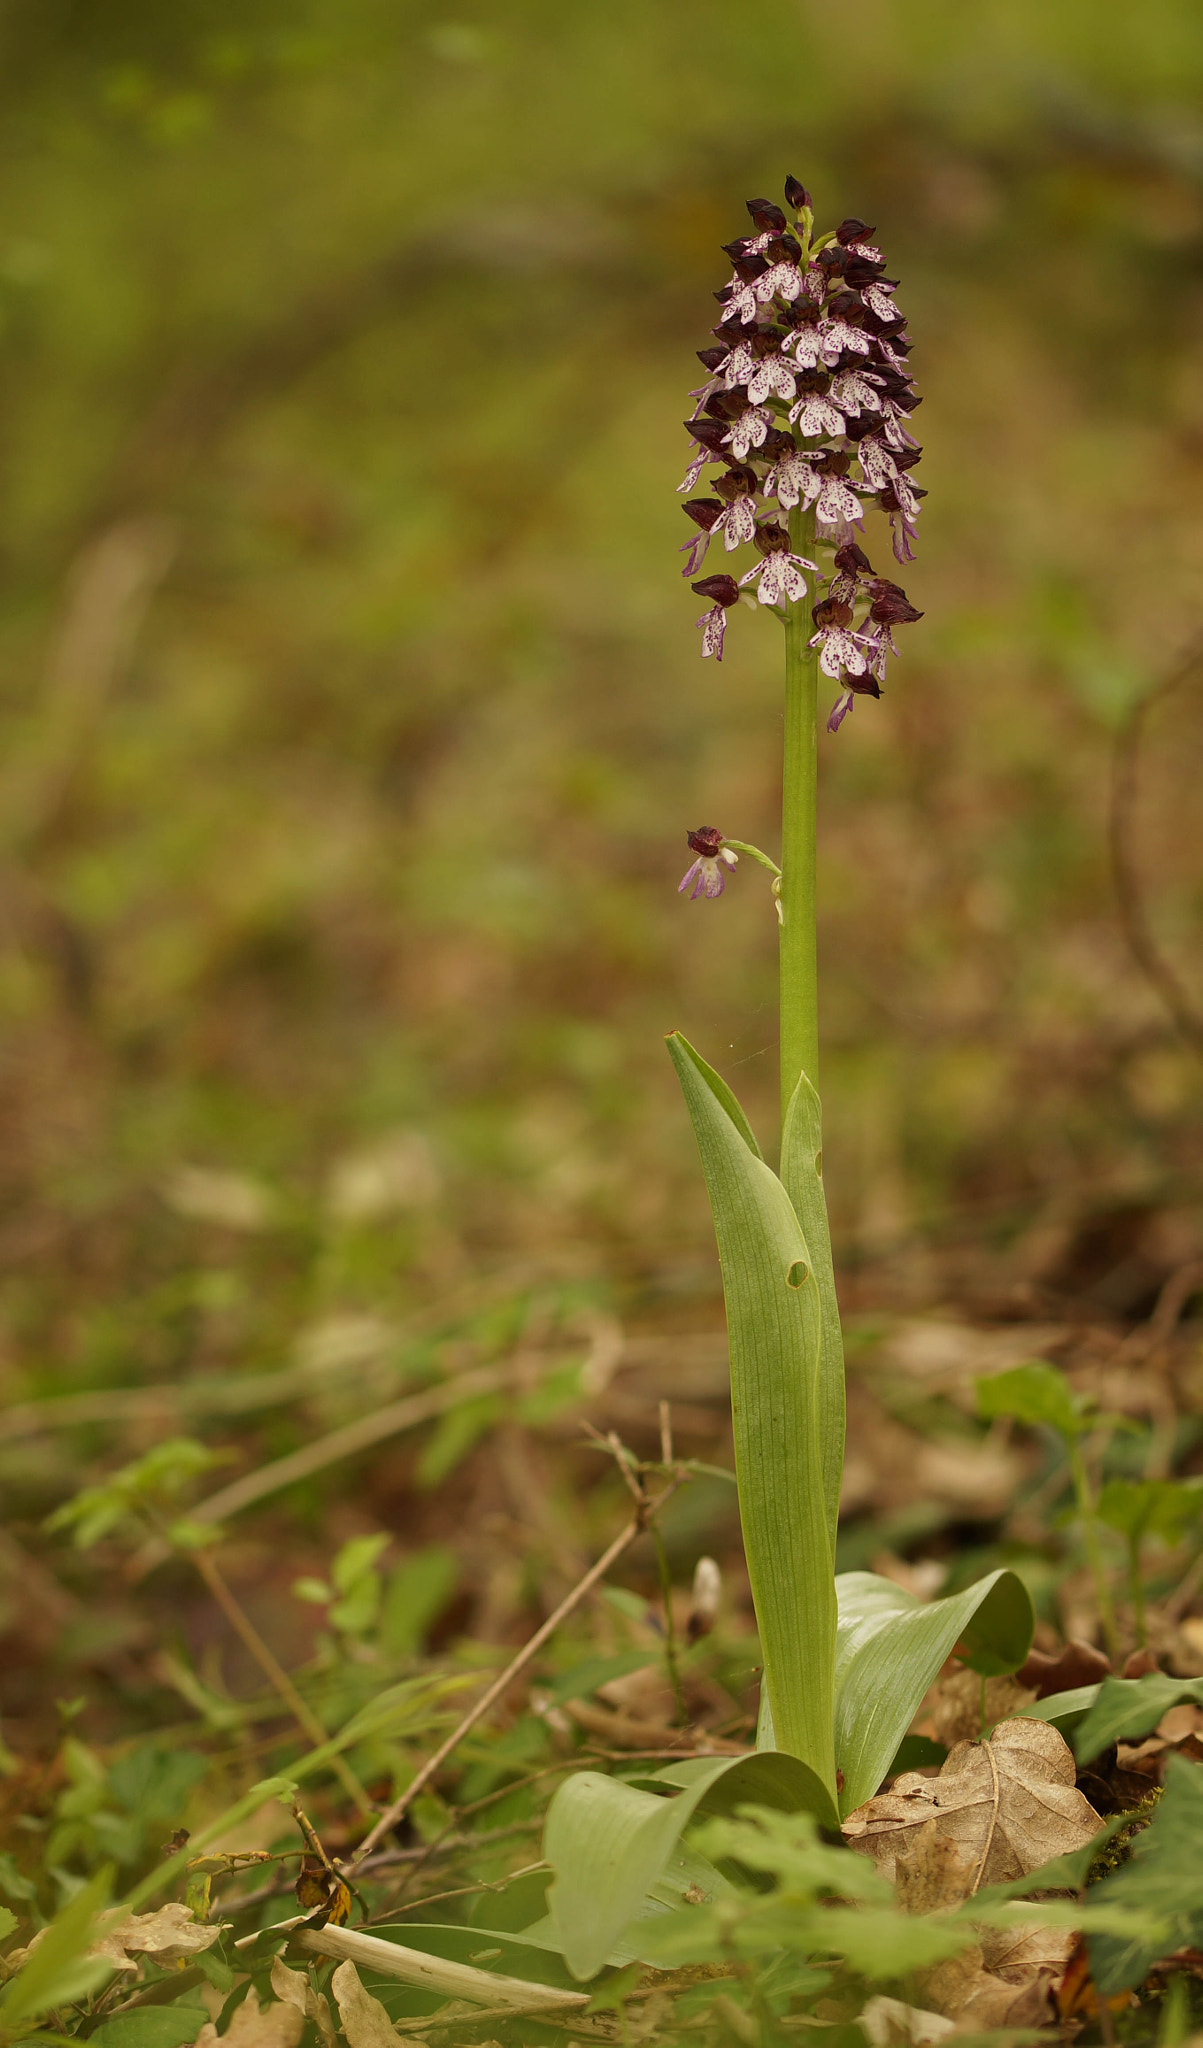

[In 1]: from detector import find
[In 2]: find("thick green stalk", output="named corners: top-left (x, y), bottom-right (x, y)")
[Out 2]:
top-left (780, 502), bottom-right (820, 1131)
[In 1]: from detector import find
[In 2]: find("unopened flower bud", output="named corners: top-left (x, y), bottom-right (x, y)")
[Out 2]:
top-left (868, 583), bottom-right (923, 625)
top-left (834, 542), bottom-right (874, 576)
top-left (691, 574), bottom-right (740, 606)
top-left (685, 417), bottom-right (729, 452)
top-left (746, 197), bottom-right (788, 234)
top-left (783, 175), bottom-right (812, 211)
top-left (835, 217), bottom-right (874, 246)
top-left (844, 253), bottom-right (886, 287)
top-left (687, 1555), bottom-right (722, 1640)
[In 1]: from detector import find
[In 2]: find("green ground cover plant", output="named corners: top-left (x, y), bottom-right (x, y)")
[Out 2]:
top-left (3, 6), bottom-right (1203, 2046)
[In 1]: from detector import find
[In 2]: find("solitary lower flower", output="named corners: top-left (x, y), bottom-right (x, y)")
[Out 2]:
top-left (679, 826), bottom-right (738, 900)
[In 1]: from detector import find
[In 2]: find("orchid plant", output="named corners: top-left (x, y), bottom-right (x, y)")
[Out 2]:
top-left (534, 179), bottom-right (1039, 1983)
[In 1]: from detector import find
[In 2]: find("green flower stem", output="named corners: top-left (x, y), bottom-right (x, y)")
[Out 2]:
top-left (779, 501), bottom-right (821, 1131)
top-left (1069, 1437), bottom-right (1119, 1657)
top-left (1127, 1534), bottom-right (1146, 1648)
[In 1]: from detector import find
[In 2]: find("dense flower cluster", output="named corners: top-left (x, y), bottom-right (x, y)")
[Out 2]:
top-left (679, 178), bottom-right (924, 731)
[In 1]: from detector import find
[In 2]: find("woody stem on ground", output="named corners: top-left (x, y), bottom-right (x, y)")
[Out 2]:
top-left (780, 502), bottom-right (821, 1131)
top-left (186, 1540), bottom-right (375, 1817)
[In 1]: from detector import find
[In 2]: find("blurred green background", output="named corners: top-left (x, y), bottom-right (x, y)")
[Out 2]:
top-left (1, 0), bottom-right (1202, 1412)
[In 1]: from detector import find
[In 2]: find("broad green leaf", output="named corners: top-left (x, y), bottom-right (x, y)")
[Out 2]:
top-left (1069, 1672), bottom-right (1203, 1764)
top-left (0, 1906), bottom-right (16, 1941)
top-left (1088, 1756), bottom-right (1203, 1992)
top-left (544, 1750), bottom-right (835, 1980)
top-left (780, 1067), bottom-right (844, 1551)
top-left (379, 1544), bottom-right (458, 1657)
top-left (832, 1569), bottom-right (1033, 1816)
top-left (0, 1868), bottom-right (113, 2026)
top-left (1017, 1684), bottom-right (1101, 1734)
top-left (667, 1032), bottom-right (835, 1793)
top-left (1096, 1476), bottom-right (1203, 1545)
top-left (88, 2012), bottom-right (206, 2048)
top-left (353, 1919), bottom-right (583, 1990)
top-left (975, 1362), bottom-right (1085, 1439)
top-left (513, 1838), bottom-right (735, 1967)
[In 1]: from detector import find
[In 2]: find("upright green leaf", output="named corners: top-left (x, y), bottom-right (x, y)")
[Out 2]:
top-left (667, 1032), bottom-right (835, 1794)
top-left (833, 1569), bottom-right (1033, 1816)
top-left (780, 1067), bottom-right (844, 1551)
top-left (544, 1750), bottom-right (836, 1980)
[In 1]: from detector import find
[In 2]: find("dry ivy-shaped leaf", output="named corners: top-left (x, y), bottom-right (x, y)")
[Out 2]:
top-left (270, 1957), bottom-right (336, 2048)
top-left (330, 1961), bottom-right (399, 2048)
top-left (919, 1917), bottom-right (1075, 2031)
top-left (90, 1903), bottom-right (228, 1973)
top-left (928, 1669), bottom-right (1036, 1749)
top-left (859, 1993), bottom-right (956, 2047)
top-left (842, 1715), bottom-right (1102, 1889)
top-left (884, 1820), bottom-right (1076, 2027)
top-left (196, 1986), bottom-right (303, 2048)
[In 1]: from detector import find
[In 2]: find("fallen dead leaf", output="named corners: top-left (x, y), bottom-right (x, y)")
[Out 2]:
top-left (928, 1669), bottom-right (1036, 1749)
top-left (892, 1822), bottom-right (971, 1914)
top-left (270, 1957), bottom-right (336, 2048)
top-left (858, 1994), bottom-right (955, 2047)
top-left (331, 1960), bottom-right (399, 2048)
top-left (843, 1716), bottom-right (1102, 1888)
top-left (919, 1937), bottom-right (1062, 2030)
top-left (91, 1903), bottom-right (227, 1973)
top-left (197, 1987), bottom-right (303, 2048)
top-left (1121, 1648), bottom-right (1161, 1680)
top-left (882, 1820), bottom-right (1078, 2028)
top-left (1018, 1637), bottom-right (1111, 1698)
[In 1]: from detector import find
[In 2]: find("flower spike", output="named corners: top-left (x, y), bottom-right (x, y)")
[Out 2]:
top-left (676, 176), bottom-right (924, 729)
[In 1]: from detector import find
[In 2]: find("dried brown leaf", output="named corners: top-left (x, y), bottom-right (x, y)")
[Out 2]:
top-left (918, 1943), bottom-right (1058, 2030)
top-left (891, 1822), bottom-right (972, 1914)
top-left (1018, 1637), bottom-right (1111, 1699)
top-left (270, 1957), bottom-right (336, 2048)
top-left (331, 1960), bottom-right (399, 2048)
top-left (858, 1994), bottom-right (956, 2047)
top-left (843, 1715), bottom-right (1102, 1889)
top-left (91, 1903), bottom-right (227, 1972)
top-left (928, 1669), bottom-right (1036, 1749)
top-left (196, 1987), bottom-right (304, 2048)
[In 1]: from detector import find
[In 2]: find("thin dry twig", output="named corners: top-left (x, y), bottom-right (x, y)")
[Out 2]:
top-left (188, 1544), bottom-right (373, 1818)
top-left (1109, 634), bottom-right (1203, 1054)
top-left (347, 1475), bottom-right (684, 1870)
